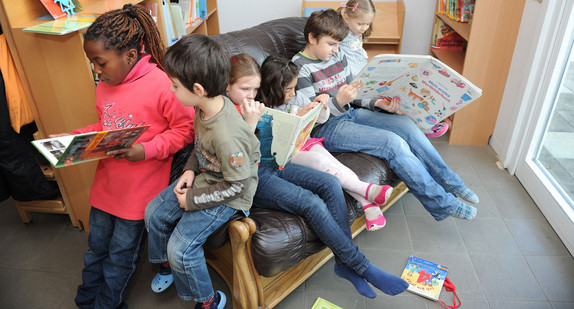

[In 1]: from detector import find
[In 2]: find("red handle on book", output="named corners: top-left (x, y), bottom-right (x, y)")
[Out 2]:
top-left (437, 277), bottom-right (461, 309)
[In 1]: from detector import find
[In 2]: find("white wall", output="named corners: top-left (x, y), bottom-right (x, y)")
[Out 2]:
top-left (217, 0), bottom-right (435, 55)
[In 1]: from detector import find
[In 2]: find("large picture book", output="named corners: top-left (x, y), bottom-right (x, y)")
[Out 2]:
top-left (400, 255), bottom-right (449, 301)
top-left (352, 54), bottom-right (482, 131)
top-left (32, 126), bottom-right (149, 168)
top-left (311, 297), bottom-right (343, 309)
top-left (257, 104), bottom-right (323, 169)
top-left (23, 12), bottom-right (100, 35)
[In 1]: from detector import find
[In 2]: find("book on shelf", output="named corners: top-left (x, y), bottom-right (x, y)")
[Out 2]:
top-left (32, 126), bottom-right (149, 168)
top-left (437, 0), bottom-right (474, 23)
top-left (23, 12), bottom-right (100, 35)
top-left (351, 54), bottom-right (482, 131)
top-left (431, 18), bottom-right (465, 50)
top-left (257, 103), bottom-right (323, 169)
top-left (400, 255), bottom-right (449, 301)
top-left (311, 297), bottom-right (343, 309)
top-left (40, 0), bottom-right (83, 19)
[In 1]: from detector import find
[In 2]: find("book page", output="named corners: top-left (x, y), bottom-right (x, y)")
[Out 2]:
top-left (353, 54), bottom-right (482, 130)
top-left (32, 135), bottom-right (76, 167)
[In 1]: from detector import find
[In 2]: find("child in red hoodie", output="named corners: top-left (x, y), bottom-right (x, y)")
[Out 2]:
top-left (54, 5), bottom-right (195, 308)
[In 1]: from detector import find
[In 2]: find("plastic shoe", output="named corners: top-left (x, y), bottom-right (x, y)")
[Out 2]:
top-left (151, 265), bottom-right (173, 293)
top-left (194, 290), bottom-right (227, 309)
top-left (362, 204), bottom-right (386, 231)
top-left (373, 185), bottom-right (393, 206)
top-left (424, 122), bottom-right (449, 138)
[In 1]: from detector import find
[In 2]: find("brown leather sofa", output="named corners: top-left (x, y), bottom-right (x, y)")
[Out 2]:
top-left (202, 17), bottom-right (409, 309)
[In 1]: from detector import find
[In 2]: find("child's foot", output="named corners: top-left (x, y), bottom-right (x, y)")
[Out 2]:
top-left (366, 184), bottom-right (393, 205)
top-left (425, 122), bottom-right (449, 138)
top-left (194, 291), bottom-right (226, 309)
top-left (457, 187), bottom-right (479, 204)
top-left (449, 201), bottom-right (477, 220)
top-left (362, 204), bottom-right (386, 231)
top-left (334, 263), bottom-right (376, 298)
top-left (151, 262), bottom-right (173, 293)
top-left (361, 264), bottom-right (409, 296)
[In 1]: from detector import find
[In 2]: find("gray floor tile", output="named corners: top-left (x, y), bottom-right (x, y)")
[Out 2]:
top-left (467, 186), bottom-right (501, 218)
top-left (489, 300), bottom-right (552, 309)
top-left (489, 187), bottom-right (545, 219)
top-left (525, 255), bottom-right (574, 302)
top-left (457, 217), bottom-right (521, 255)
top-left (471, 254), bottom-right (547, 301)
top-left (357, 213), bottom-right (412, 251)
top-left (406, 216), bottom-right (467, 253)
top-left (506, 218), bottom-right (570, 256)
top-left (550, 301), bottom-right (574, 309)
top-left (273, 290), bottom-right (306, 309)
top-left (305, 292), bottom-right (366, 309)
top-left (366, 293), bottom-right (429, 309)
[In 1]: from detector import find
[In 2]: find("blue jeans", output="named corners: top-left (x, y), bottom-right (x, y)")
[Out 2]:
top-left (145, 179), bottom-right (237, 302)
top-left (75, 207), bottom-right (147, 309)
top-left (254, 163), bottom-right (371, 275)
top-left (314, 107), bottom-right (466, 221)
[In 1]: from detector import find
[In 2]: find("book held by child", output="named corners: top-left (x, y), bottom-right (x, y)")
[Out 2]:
top-left (352, 54), bottom-right (482, 132)
top-left (257, 103), bottom-right (323, 169)
top-left (33, 126), bottom-right (149, 168)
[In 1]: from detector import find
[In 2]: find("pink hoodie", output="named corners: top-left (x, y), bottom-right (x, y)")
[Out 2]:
top-left (73, 54), bottom-right (194, 220)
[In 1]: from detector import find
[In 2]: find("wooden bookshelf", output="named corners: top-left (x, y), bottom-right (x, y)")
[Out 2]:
top-left (430, 0), bottom-right (526, 145)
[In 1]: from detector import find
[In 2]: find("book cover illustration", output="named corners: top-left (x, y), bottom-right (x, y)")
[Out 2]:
top-left (23, 12), bottom-right (100, 35)
top-left (400, 255), bottom-right (448, 301)
top-left (257, 104), bottom-right (323, 169)
top-left (352, 54), bottom-right (482, 131)
top-left (311, 297), bottom-right (343, 309)
top-left (431, 18), bottom-right (465, 50)
top-left (40, 0), bottom-right (83, 19)
top-left (33, 126), bottom-right (149, 168)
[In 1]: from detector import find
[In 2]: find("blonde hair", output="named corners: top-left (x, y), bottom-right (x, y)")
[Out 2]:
top-left (338, 0), bottom-right (376, 38)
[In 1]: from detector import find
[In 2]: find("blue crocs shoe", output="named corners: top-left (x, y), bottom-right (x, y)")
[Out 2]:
top-left (151, 264), bottom-right (173, 293)
top-left (194, 290), bottom-right (227, 309)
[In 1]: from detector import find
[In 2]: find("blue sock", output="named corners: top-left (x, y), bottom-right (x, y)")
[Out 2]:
top-left (334, 263), bottom-right (376, 298)
top-left (449, 201), bottom-right (477, 220)
top-left (361, 264), bottom-right (409, 296)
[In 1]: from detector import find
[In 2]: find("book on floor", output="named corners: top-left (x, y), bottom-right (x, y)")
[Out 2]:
top-left (32, 126), bottom-right (149, 168)
top-left (351, 54), bottom-right (482, 131)
top-left (311, 297), bottom-right (343, 309)
top-left (400, 255), bottom-right (449, 301)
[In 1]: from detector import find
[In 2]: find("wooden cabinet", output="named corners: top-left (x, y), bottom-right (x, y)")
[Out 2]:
top-left (430, 0), bottom-right (526, 145)
top-left (187, 0), bottom-right (219, 36)
top-left (302, 0), bottom-right (405, 56)
top-left (0, 0), bottom-right (218, 231)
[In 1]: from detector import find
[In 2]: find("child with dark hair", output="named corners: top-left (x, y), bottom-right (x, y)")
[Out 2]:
top-left (258, 55), bottom-right (392, 231)
top-left (291, 9), bottom-right (479, 222)
top-left (227, 52), bottom-right (409, 299)
top-left (145, 36), bottom-right (260, 309)
top-left (66, 4), bottom-right (195, 308)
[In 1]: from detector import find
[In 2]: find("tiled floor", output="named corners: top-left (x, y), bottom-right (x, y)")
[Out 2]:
top-left (1, 137), bottom-right (574, 309)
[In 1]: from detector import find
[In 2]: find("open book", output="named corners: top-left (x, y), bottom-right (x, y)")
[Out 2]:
top-left (257, 104), bottom-right (323, 169)
top-left (400, 255), bottom-right (449, 301)
top-left (33, 126), bottom-right (149, 168)
top-left (352, 54), bottom-right (482, 131)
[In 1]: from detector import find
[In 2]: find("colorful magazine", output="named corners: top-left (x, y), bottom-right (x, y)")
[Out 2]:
top-left (257, 104), bottom-right (323, 169)
top-left (351, 54), bottom-right (482, 131)
top-left (32, 126), bottom-right (149, 168)
top-left (23, 12), bottom-right (99, 35)
top-left (400, 255), bottom-right (449, 301)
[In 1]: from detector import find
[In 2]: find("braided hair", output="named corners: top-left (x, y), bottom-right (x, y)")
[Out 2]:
top-left (84, 4), bottom-right (165, 71)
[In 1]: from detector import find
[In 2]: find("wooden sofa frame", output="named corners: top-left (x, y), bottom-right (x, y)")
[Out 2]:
top-left (205, 182), bottom-right (408, 309)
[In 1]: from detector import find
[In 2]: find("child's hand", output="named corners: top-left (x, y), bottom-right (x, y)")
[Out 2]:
top-left (174, 170), bottom-right (194, 211)
top-left (49, 133), bottom-right (71, 138)
top-left (108, 143), bottom-right (145, 162)
top-left (241, 98), bottom-right (264, 131)
top-left (314, 94), bottom-right (329, 109)
top-left (374, 97), bottom-right (404, 114)
top-left (296, 101), bottom-right (319, 116)
top-left (335, 80), bottom-right (364, 106)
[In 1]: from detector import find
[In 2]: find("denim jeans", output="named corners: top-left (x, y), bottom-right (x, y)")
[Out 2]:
top-left (145, 179), bottom-right (237, 302)
top-left (75, 207), bottom-right (147, 309)
top-left (314, 107), bottom-right (466, 220)
top-left (254, 163), bottom-right (371, 275)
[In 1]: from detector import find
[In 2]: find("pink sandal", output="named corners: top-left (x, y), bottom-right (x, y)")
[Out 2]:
top-left (362, 204), bottom-right (386, 231)
top-left (365, 184), bottom-right (393, 206)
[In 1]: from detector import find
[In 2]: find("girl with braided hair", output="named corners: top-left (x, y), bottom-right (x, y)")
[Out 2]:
top-left (64, 4), bottom-right (195, 308)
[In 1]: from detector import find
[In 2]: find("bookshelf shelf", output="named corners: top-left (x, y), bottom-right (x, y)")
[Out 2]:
top-left (430, 0), bottom-right (526, 145)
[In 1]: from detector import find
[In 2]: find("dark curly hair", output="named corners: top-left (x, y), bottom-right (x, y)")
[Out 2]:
top-left (257, 55), bottom-right (300, 108)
